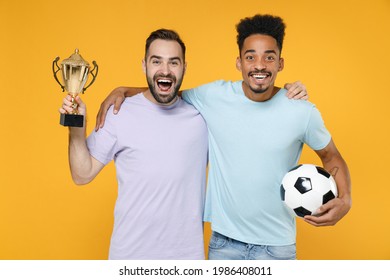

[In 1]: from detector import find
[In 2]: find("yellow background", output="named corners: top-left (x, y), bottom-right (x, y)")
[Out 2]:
top-left (0, 0), bottom-right (389, 260)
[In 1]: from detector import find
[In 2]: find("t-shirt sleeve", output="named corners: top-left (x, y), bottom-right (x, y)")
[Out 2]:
top-left (86, 109), bottom-right (118, 165)
top-left (304, 105), bottom-right (332, 151)
top-left (182, 80), bottom-right (225, 111)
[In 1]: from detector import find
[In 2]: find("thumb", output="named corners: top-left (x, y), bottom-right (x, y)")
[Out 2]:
top-left (73, 95), bottom-right (87, 115)
top-left (316, 200), bottom-right (333, 215)
top-left (74, 95), bottom-right (85, 107)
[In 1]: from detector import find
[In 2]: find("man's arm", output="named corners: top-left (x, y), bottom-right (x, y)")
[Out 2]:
top-left (304, 139), bottom-right (352, 226)
top-left (60, 95), bottom-right (104, 185)
top-left (95, 81), bottom-right (309, 131)
top-left (95, 86), bottom-right (146, 131)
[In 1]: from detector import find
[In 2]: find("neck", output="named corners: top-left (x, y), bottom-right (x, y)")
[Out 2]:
top-left (143, 89), bottom-right (178, 106)
top-left (242, 84), bottom-right (280, 102)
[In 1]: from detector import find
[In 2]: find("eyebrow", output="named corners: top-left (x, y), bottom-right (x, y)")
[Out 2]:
top-left (149, 55), bottom-right (182, 62)
top-left (243, 49), bottom-right (277, 55)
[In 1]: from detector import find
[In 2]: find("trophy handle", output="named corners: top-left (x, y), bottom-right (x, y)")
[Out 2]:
top-left (83, 61), bottom-right (98, 93)
top-left (52, 57), bottom-right (65, 92)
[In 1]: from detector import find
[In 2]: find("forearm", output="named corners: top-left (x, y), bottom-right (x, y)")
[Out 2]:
top-left (68, 127), bottom-right (101, 185)
top-left (322, 155), bottom-right (351, 203)
top-left (318, 142), bottom-right (352, 206)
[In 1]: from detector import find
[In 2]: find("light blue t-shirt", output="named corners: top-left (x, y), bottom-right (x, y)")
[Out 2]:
top-left (182, 80), bottom-right (331, 245)
top-left (87, 93), bottom-right (208, 259)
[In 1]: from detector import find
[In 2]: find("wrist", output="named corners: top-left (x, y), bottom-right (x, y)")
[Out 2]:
top-left (69, 125), bottom-right (86, 138)
top-left (338, 193), bottom-right (352, 207)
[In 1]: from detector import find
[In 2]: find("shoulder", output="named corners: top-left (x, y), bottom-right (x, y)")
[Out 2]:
top-left (277, 89), bottom-right (315, 110)
top-left (174, 98), bottom-right (202, 116)
top-left (114, 93), bottom-right (145, 113)
top-left (104, 93), bottom-right (145, 123)
top-left (185, 80), bottom-right (242, 98)
top-left (274, 90), bottom-right (321, 124)
top-left (198, 79), bottom-right (240, 90)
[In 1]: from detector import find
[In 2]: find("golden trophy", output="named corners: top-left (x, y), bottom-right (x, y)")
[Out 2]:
top-left (52, 49), bottom-right (98, 127)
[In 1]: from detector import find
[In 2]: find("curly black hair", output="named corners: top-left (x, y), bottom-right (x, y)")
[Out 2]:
top-left (236, 14), bottom-right (286, 55)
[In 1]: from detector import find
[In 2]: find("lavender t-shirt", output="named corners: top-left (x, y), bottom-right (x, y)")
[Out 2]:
top-left (87, 93), bottom-right (208, 259)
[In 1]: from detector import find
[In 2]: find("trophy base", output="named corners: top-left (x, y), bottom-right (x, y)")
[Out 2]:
top-left (60, 114), bottom-right (84, 127)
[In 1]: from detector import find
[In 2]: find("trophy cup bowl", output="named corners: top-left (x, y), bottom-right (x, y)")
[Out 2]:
top-left (52, 49), bottom-right (98, 127)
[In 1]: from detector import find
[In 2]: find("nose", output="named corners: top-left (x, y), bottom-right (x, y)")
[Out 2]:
top-left (254, 58), bottom-right (266, 71)
top-left (160, 62), bottom-right (170, 75)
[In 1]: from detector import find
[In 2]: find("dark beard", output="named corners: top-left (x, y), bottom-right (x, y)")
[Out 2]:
top-left (248, 71), bottom-right (271, 94)
top-left (146, 73), bottom-right (183, 104)
top-left (249, 85), bottom-right (269, 94)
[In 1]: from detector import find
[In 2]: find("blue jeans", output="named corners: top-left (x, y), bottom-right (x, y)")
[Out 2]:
top-left (208, 231), bottom-right (296, 260)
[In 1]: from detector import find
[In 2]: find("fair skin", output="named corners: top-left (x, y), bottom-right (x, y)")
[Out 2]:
top-left (142, 39), bottom-right (186, 105)
top-left (237, 34), bottom-right (351, 226)
top-left (59, 95), bottom-right (104, 185)
top-left (59, 39), bottom-right (186, 185)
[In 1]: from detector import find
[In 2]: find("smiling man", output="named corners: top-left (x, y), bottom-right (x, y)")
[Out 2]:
top-left (144, 35), bottom-right (185, 104)
top-left (237, 33), bottom-right (284, 100)
top-left (60, 29), bottom-right (208, 260)
top-left (181, 14), bottom-right (351, 260)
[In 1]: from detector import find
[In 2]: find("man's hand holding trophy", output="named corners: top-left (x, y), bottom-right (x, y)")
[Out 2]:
top-left (53, 49), bottom-right (98, 127)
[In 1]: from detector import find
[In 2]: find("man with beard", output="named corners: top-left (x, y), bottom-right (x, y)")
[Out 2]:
top-left (59, 29), bottom-right (208, 259)
top-left (95, 15), bottom-right (351, 260)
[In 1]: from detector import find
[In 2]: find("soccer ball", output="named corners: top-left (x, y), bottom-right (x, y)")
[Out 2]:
top-left (280, 164), bottom-right (338, 218)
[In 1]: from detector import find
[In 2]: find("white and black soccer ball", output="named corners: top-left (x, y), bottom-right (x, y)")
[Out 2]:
top-left (280, 164), bottom-right (338, 218)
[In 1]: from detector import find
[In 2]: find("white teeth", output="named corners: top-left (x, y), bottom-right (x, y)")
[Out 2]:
top-left (252, 74), bottom-right (267, 80)
top-left (157, 79), bottom-right (172, 83)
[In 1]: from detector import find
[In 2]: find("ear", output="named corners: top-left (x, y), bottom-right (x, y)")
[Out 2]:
top-left (278, 57), bottom-right (284, 72)
top-left (142, 59), bottom-right (146, 74)
top-left (183, 62), bottom-right (187, 75)
top-left (236, 57), bottom-right (242, 71)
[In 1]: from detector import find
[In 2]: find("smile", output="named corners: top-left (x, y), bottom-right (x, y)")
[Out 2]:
top-left (250, 73), bottom-right (270, 80)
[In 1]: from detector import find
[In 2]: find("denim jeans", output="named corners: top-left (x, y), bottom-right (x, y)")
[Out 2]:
top-left (208, 231), bottom-right (296, 260)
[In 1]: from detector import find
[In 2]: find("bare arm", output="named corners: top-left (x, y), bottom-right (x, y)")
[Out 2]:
top-left (304, 139), bottom-right (352, 226)
top-left (60, 95), bottom-right (104, 185)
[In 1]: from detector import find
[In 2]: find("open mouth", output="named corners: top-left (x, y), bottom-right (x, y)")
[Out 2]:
top-left (156, 78), bottom-right (174, 92)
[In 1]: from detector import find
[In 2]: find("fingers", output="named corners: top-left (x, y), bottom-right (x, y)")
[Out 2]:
top-left (303, 216), bottom-right (329, 227)
top-left (303, 212), bottom-right (337, 227)
top-left (95, 96), bottom-right (125, 131)
top-left (285, 81), bottom-right (308, 100)
top-left (95, 104), bottom-right (108, 131)
top-left (59, 94), bottom-right (86, 115)
top-left (303, 200), bottom-right (340, 227)
top-left (113, 96), bottom-right (125, 114)
top-left (59, 95), bottom-right (76, 114)
top-left (303, 213), bottom-right (331, 227)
